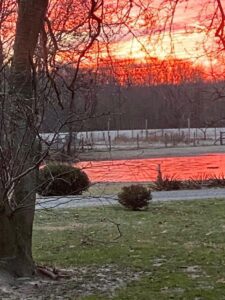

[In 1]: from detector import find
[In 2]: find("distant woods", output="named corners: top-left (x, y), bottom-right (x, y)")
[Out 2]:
top-left (42, 57), bottom-right (225, 132)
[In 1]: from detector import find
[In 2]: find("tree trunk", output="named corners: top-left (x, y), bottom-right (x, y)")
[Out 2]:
top-left (67, 95), bottom-right (76, 156)
top-left (0, 0), bottom-right (48, 277)
top-left (0, 204), bottom-right (35, 276)
top-left (0, 38), bottom-right (3, 89)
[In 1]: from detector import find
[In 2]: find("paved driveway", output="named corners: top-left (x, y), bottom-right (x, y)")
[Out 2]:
top-left (36, 188), bottom-right (225, 209)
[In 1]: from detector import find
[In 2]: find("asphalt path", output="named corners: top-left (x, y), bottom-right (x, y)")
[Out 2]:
top-left (36, 188), bottom-right (225, 210)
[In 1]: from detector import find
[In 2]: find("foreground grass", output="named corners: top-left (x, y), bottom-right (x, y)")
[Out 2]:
top-left (33, 199), bottom-right (225, 299)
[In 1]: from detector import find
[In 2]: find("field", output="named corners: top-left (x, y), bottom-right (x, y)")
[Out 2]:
top-left (42, 127), bottom-right (225, 156)
top-left (42, 127), bottom-right (224, 144)
top-left (29, 199), bottom-right (225, 299)
top-left (77, 144), bottom-right (225, 162)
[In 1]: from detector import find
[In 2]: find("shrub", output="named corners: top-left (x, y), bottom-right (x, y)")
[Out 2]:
top-left (155, 175), bottom-right (184, 191)
top-left (118, 184), bottom-right (152, 210)
top-left (38, 163), bottom-right (90, 196)
top-left (186, 174), bottom-right (225, 189)
top-left (208, 175), bottom-right (225, 188)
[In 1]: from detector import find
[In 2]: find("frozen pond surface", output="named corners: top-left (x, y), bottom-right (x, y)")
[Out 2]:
top-left (37, 151), bottom-right (225, 209)
top-left (77, 153), bottom-right (225, 182)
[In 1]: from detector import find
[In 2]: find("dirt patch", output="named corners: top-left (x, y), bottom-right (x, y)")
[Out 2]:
top-left (0, 265), bottom-right (148, 299)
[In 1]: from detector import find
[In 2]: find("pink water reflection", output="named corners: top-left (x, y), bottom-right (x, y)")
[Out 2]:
top-left (77, 153), bottom-right (225, 182)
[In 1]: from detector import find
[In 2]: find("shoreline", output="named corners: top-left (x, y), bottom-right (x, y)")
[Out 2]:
top-left (78, 144), bottom-right (225, 162)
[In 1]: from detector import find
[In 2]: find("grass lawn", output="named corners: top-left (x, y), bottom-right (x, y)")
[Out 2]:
top-left (83, 182), bottom-right (150, 197)
top-left (33, 199), bottom-right (225, 299)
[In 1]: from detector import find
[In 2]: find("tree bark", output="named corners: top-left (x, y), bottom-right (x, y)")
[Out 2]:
top-left (0, 38), bottom-right (3, 89)
top-left (0, 0), bottom-right (48, 277)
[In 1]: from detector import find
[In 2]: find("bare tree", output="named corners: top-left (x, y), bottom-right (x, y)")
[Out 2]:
top-left (0, 0), bottom-right (143, 279)
top-left (0, 0), bottom-right (49, 277)
top-left (1, 0), bottom-right (225, 280)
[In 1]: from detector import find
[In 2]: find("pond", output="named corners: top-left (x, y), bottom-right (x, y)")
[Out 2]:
top-left (77, 153), bottom-right (225, 182)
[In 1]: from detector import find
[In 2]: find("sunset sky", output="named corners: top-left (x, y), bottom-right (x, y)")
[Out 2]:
top-left (100, 0), bottom-right (222, 69)
top-left (44, 0), bottom-right (225, 83)
top-left (1, 0), bottom-right (222, 79)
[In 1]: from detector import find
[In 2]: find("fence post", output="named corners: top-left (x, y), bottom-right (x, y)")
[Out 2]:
top-left (156, 164), bottom-right (163, 184)
top-left (193, 132), bottom-right (196, 146)
top-left (107, 117), bottom-right (111, 138)
top-left (90, 132), bottom-right (94, 148)
top-left (187, 117), bottom-right (191, 144)
top-left (220, 132), bottom-right (223, 145)
top-left (164, 133), bottom-right (168, 148)
top-left (145, 119), bottom-right (148, 140)
top-left (108, 134), bottom-right (112, 152)
top-left (137, 134), bottom-right (140, 149)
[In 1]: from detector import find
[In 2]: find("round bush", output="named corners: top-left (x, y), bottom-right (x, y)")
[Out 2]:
top-left (118, 185), bottom-right (152, 210)
top-left (38, 163), bottom-right (90, 196)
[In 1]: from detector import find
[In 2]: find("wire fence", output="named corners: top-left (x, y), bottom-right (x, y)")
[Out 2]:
top-left (40, 127), bottom-right (225, 154)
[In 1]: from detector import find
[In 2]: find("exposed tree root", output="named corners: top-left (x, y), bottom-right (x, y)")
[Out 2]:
top-left (36, 265), bottom-right (72, 280)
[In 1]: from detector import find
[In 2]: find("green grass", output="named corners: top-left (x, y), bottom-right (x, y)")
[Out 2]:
top-left (33, 199), bottom-right (225, 299)
top-left (84, 182), bottom-right (151, 196)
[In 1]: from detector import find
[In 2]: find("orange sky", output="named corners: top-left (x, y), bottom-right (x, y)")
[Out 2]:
top-left (48, 0), bottom-right (224, 83)
top-left (98, 0), bottom-right (223, 71)
top-left (1, 0), bottom-right (223, 80)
